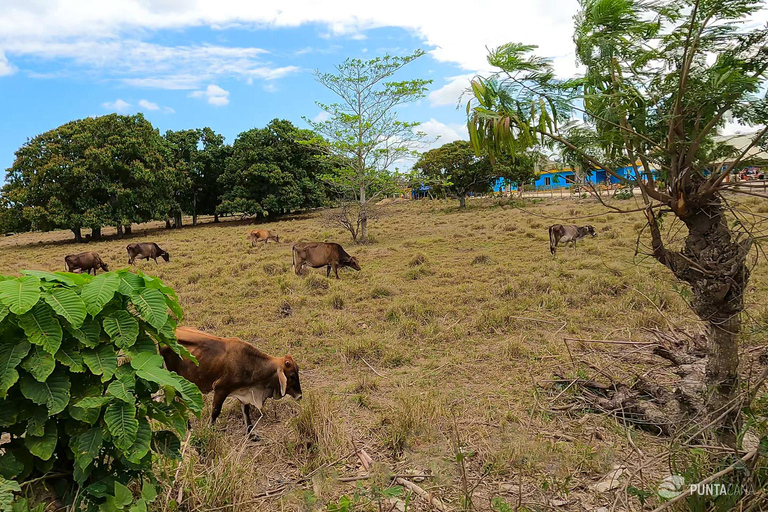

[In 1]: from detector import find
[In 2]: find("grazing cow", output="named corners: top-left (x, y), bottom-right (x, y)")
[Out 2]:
top-left (292, 242), bottom-right (361, 279)
top-left (64, 252), bottom-right (109, 274)
top-left (161, 327), bottom-right (302, 438)
top-left (249, 229), bottom-right (279, 246)
top-left (549, 224), bottom-right (598, 255)
top-left (126, 242), bottom-right (170, 264)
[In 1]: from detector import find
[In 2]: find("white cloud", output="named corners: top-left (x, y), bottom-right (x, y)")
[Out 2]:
top-left (102, 99), bottom-right (131, 112)
top-left (190, 84), bottom-right (230, 106)
top-left (262, 83), bottom-right (278, 93)
top-left (418, 118), bottom-right (467, 150)
top-left (138, 99), bottom-right (159, 110)
top-left (312, 111), bottom-right (330, 122)
top-left (428, 73), bottom-right (475, 107)
top-left (0, 51), bottom-right (15, 76)
top-left (163, 106), bottom-right (175, 114)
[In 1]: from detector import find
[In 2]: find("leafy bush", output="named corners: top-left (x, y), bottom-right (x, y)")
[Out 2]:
top-left (614, 188), bottom-right (634, 200)
top-left (0, 269), bottom-right (202, 511)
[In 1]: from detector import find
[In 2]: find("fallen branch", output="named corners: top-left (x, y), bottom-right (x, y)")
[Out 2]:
top-left (395, 477), bottom-right (446, 511)
top-left (564, 337), bottom-right (655, 346)
top-left (360, 357), bottom-right (384, 377)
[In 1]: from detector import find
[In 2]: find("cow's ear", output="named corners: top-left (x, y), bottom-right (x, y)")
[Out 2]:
top-left (277, 367), bottom-right (287, 397)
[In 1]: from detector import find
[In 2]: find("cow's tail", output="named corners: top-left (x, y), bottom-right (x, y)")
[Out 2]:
top-left (64, 257), bottom-right (68, 272)
top-left (291, 245), bottom-right (297, 275)
top-left (549, 226), bottom-right (556, 255)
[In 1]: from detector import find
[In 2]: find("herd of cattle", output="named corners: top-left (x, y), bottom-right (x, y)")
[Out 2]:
top-left (58, 224), bottom-right (596, 438)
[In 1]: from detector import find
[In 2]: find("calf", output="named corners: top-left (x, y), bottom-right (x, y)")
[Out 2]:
top-left (64, 252), bottom-right (109, 274)
top-left (549, 224), bottom-right (597, 255)
top-left (161, 327), bottom-right (302, 438)
top-left (127, 242), bottom-right (170, 264)
top-left (249, 229), bottom-right (279, 246)
top-left (292, 242), bottom-right (361, 279)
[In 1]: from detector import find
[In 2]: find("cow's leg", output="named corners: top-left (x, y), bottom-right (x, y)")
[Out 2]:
top-left (334, 264), bottom-right (340, 279)
top-left (326, 265), bottom-right (331, 278)
top-left (153, 257), bottom-right (158, 264)
top-left (210, 387), bottom-right (228, 426)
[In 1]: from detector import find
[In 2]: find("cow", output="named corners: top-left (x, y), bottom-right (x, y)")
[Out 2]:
top-left (160, 327), bottom-right (302, 439)
top-left (292, 242), bottom-right (361, 279)
top-left (249, 229), bottom-right (279, 246)
top-left (549, 224), bottom-right (598, 255)
top-left (126, 242), bottom-right (170, 265)
top-left (64, 252), bottom-right (109, 274)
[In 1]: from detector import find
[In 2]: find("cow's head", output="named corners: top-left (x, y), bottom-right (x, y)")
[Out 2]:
top-left (161, 252), bottom-right (170, 262)
top-left (99, 261), bottom-right (110, 272)
top-left (585, 225), bottom-right (597, 237)
top-left (275, 355), bottom-right (302, 400)
top-left (346, 256), bottom-right (361, 271)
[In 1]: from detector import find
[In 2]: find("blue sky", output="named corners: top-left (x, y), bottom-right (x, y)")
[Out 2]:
top-left (1, 1), bottom-right (766, 177)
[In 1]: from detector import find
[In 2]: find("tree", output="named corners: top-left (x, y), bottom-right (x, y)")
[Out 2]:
top-left (306, 51), bottom-right (432, 242)
top-left (2, 114), bottom-right (177, 241)
top-left (466, 0), bottom-right (768, 437)
top-left (414, 141), bottom-right (538, 207)
top-left (217, 119), bottom-right (331, 219)
top-left (164, 128), bottom-right (230, 226)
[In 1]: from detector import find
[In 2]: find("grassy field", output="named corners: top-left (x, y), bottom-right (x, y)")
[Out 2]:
top-left (1, 195), bottom-right (767, 511)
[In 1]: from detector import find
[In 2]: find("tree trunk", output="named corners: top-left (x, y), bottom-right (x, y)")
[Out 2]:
top-left (116, 225), bottom-right (123, 237)
top-left (359, 186), bottom-right (368, 243)
top-left (72, 227), bottom-right (82, 243)
top-left (459, 195), bottom-right (466, 208)
top-left (174, 212), bottom-right (183, 228)
top-left (124, 225), bottom-right (132, 235)
top-left (165, 219), bottom-right (172, 229)
top-left (91, 227), bottom-right (101, 240)
top-left (192, 192), bottom-right (198, 226)
top-left (214, 213), bottom-right (219, 223)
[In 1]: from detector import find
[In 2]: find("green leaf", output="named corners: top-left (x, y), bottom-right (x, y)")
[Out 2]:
top-left (102, 311), bottom-right (139, 348)
top-left (24, 419), bottom-right (57, 460)
top-left (130, 500), bottom-right (147, 512)
top-left (0, 476), bottom-right (21, 512)
top-left (0, 276), bottom-right (41, 315)
top-left (116, 271), bottom-right (144, 297)
top-left (130, 288), bottom-right (168, 330)
top-left (132, 353), bottom-right (185, 392)
top-left (126, 419), bottom-right (152, 464)
top-left (71, 427), bottom-right (102, 471)
top-left (138, 271), bottom-right (177, 300)
top-left (141, 481), bottom-right (157, 503)
top-left (44, 287), bottom-right (87, 328)
top-left (73, 396), bottom-right (113, 409)
top-left (165, 296), bottom-right (183, 322)
top-left (0, 305), bottom-right (8, 324)
top-left (55, 340), bottom-right (86, 372)
top-left (21, 345), bottom-right (55, 382)
top-left (107, 373), bottom-right (135, 403)
top-left (0, 339), bottom-right (31, 398)
top-left (151, 431), bottom-right (181, 459)
top-left (19, 368), bottom-right (70, 415)
top-left (104, 401), bottom-right (138, 452)
top-left (82, 345), bottom-right (117, 381)
top-left (65, 317), bottom-right (101, 348)
top-left (113, 481), bottom-right (133, 507)
top-left (81, 273), bottom-right (120, 317)
top-left (18, 303), bottom-right (63, 354)
top-left (124, 333), bottom-right (157, 358)
top-left (0, 402), bottom-right (18, 427)
top-left (0, 451), bottom-right (24, 480)
top-left (24, 405), bottom-right (49, 437)
top-left (20, 270), bottom-right (77, 287)
top-left (176, 377), bottom-right (203, 414)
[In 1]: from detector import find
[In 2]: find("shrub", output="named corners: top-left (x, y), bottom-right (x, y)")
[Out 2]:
top-left (0, 269), bottom-right (202, 510)
top-left (614, 188), bottom-right (634, 200)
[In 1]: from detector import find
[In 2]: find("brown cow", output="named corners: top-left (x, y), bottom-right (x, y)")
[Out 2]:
top-left (249, 229), bottom-right (279, 246)
top-left (292, 242), bottom-right (361, 279)
top-left (548, 224), bottom-right (597, 255)
top-left (161, 327), bottom-right (302, 439)
top-left (64, 252), bottom-right (109, 274)
top-left (127, 242), bottom-right (170, 264)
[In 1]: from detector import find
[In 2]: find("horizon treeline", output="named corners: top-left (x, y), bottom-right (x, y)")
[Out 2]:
top-left (0, 114), bottom-right (347, 241)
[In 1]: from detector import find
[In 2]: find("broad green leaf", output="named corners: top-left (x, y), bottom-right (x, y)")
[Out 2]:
top-left (107, 374), bottom-right (135, 403)
top-left (151, 431), bottom-right (181, 459)
top-left (44, 287), bottom-right (86, 328)
top-left (20, 270), bottom-right (76, 287)
top-left (116, 271), bottom-right (144, 296)
top-left (0, 476), bottom-right (21, 512)
top-left (165, 296), bottom-right (183, 322)
top-left (81, 273), bottom-right (120, 317)
top-left (104, 401), bottom-right (138, 452)
top-left (82, 345), bottom-right (117, 381)
top-left (0, 451), bottom-right (23, 480)
top-left (18, 303), bottom-right (62, 354)
top-left (0, 305), bottom-right (8, 324)
top-left (55, 340), bottom-right (86, 372)
top-left (19, 367), bottom-right (70, 414)
top-left (0, 276), bottom-right (41, 315)
top-left (0, 339), bottom-right (31, 398)
top-left (113, 481), bottom-right (133, 507)
top-left (130, 288), bottom-right (168, 330)
top-left (65, 317), bottom-right (101, 348)
top-left (102, 311), bottom-right (139, 348)
top-left (0, 401), bottom-right (18, 426)
top-left (138, 271), bottom-right (177, 300)
top-left (125, 333), bottom-right (157, 359)
top-left (73, 396), bottom-right (113, 409)
top-left (21, 345), bottom-right (55, 382)
top-left (176, 377), bottom-right (203, 414)
top-left (158, 317), bottom-right (195, 363)
top-left (131, 353), bottom-right (182, 390)
top-left (24, 405), bottom-right (49, 437)
top-left (141, 481), bottom-right (157, 503)
top-left (126, 419), bottom-right (152, 464)
top-left (130, 500), bottom-right (148, 512)
top-left (71, 428), bottom-right (102, 471)
top-left (24, 419), bottom-right (57, 460)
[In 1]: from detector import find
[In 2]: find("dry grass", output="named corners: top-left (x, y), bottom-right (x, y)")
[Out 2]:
top-left (2, 195), bottom-right (767, 511)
